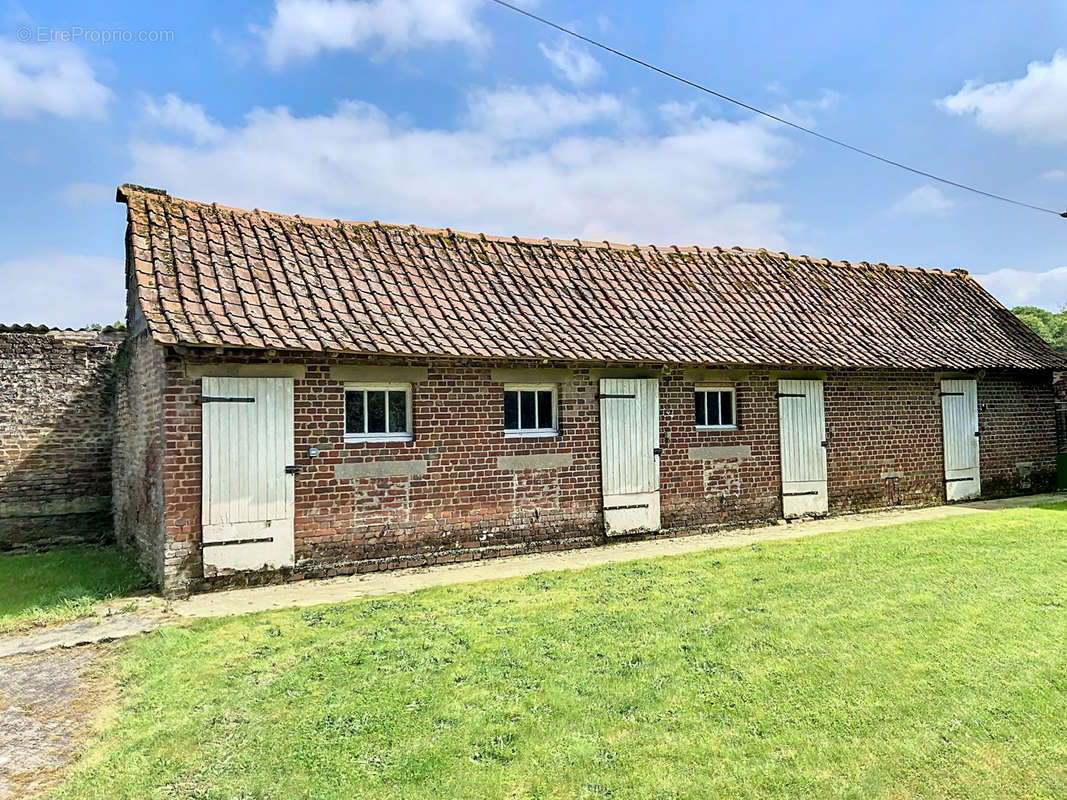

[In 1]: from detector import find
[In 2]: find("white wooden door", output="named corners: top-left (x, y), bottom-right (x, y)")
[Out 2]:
top-left (599, 378), bottom-right (661, 535)
top-left (201, 377), bottom-right (295, 572)
top-left (777, 379), bottom-right (829, 517)
top-left (940, 379), bottom-right (981, 501)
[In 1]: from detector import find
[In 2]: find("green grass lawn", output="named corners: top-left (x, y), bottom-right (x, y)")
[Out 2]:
top-left (0, 545), bottom-right (151, 633)
top-left (55, 505), bottom-right (1067, 800)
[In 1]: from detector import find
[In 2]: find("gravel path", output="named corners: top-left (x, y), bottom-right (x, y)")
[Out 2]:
top-left (0, 646), bottom-right (113, 799)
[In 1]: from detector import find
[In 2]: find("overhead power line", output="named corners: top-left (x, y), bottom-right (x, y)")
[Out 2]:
top-left (488, 0), bottom-right (1067, 219)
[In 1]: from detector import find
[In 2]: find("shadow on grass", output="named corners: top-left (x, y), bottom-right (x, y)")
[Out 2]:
top-left (0, 545), bottom-right (151, 634)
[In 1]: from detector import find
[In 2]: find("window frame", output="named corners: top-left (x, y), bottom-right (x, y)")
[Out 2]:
top-left (343, 382), bottom-right (413, 443)
top-left (503, 383), bottom-right (559, 438)
top-left (694, 385), bottom-right (738, 431)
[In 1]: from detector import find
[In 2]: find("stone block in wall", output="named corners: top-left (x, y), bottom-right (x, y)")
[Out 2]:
top-left (0, 329), bottom-right (122, 550)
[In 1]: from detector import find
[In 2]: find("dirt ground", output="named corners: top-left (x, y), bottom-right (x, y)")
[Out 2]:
top-left (0, 645), bottom-right (116, 799)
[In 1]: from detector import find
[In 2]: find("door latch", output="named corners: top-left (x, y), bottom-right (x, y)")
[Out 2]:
top-left (652, 447), bottom-right (663, 456)
top-left (284, 465), bottom-right (304, 475)
top-left (821, 440), bottom-right (828, 448)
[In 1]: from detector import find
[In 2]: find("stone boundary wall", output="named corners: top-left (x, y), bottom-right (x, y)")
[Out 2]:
top-left (0, 328), bottom-right (123, 549)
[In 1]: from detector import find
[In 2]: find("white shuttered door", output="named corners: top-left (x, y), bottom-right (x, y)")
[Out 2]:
top-left (777, 379), bottom-right (829, 517)
top-left (202, 377), bottom-right (295, 572)
top-left (599, 378), bottom-right (661, 535)
top-left (940, 379), bottom-right (981, 501)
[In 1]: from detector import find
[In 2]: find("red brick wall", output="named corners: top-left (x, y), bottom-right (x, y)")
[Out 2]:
top-left (111, 330), bottom-right (167, 581)
top-left (0, 329), bottom-right (122, 549)
top-left (155, 350), bottom-right (1058, 594)
top-left (979, 369), bottom-right (1058, 494)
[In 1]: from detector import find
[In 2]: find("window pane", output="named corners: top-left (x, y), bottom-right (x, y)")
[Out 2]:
top-left (504, 391), bottom-right (519, 430)
top-left (707, 391), bottom-right (721, 426)
top-left (694, 392), bottom-right (706, 426)
top-left (387, 390), bottom-right (407, 433)
top-left (519, 390), bottom-right (536, 429)
top-left (367, 390), bottom-right (386, 433)
top-left (537, 390), bottom-right (553, 430)
top-left (345, 390), bottom-right (365, 434)
top-left (720, 391), bottom-right (734, 426)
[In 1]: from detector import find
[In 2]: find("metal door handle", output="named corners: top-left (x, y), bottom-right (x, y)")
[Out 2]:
top-left (821, 440), bottom-right (828, 447)
top-left (653, 447), bottom-right (663, 456)
top-left (284, 465), bottom-right (303, 474)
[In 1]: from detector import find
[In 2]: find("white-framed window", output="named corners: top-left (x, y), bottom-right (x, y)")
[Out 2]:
top-left (344, 383), bottom-right (412, 442)
top-left (504, 384), bottom-right (557, 437)
top-left (695, 386), bottom-right (737, 429)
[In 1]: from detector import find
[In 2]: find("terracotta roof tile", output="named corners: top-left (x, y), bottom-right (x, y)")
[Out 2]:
top-left (115, 185), bottom-right (1067, 370)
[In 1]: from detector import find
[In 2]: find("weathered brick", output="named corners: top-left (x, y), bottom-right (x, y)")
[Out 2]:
top-left (125, 347), bottom-right (1058, 596)
top-left (0, 328), bottom-right (122, 549)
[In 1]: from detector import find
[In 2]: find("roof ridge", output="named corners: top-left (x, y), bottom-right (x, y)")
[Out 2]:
top-left (116, 184), bottom-right (970, 279)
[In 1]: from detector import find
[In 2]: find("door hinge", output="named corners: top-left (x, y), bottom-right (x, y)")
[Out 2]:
top-left (596, 393), bottom-right (636, 399)
top-left (944, 477), bottom-right (974, 483)
top-left (775, 392), bottom-right (805, 398)
top-left (202, 536), bottom-right (274, 547)
top-left (284, 465), bottom-right (304, 475)
top-left (200, 396), bottom-right (256, 404)
top-left (782, 490), bottom-right (819, 497)
top-left (939, 391), bottom-right (965, 397)
top-left (603, 503), bottom-right (650, 511)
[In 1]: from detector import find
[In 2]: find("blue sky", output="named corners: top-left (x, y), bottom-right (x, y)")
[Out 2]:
top-left (2, 0), bottom-right (1067, 327)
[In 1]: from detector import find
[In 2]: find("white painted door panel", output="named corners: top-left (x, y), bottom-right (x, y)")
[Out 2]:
top-left (202, 377), bottom-right (295, 572)
top-left (599, 378), bottom-right (660, 534)
top-left (778, 379), bottom-right (828, 517)
top-left (940, 379), bottom-right (981, 501)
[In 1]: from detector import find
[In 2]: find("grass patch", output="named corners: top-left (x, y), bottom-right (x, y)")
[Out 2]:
top-left (0, 545), bottom-right (151, 633)
top-left (54, 505), bottom-right (1067, 799)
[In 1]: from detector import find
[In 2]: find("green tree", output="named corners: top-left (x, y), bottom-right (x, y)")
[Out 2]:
top-left (1012, 305), bottom-right (1067, 353)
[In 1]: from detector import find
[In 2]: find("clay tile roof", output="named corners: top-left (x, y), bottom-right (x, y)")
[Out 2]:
top-left (115, 184), bottom-right (1067, 370)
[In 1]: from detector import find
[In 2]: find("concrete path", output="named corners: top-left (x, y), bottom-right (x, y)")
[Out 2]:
top-left (0, 613), bottom-right (166, 660)
top-left (175, 492), bottom-right (1061, 619)
top-left (0, 492), bottom-right (1059, 658)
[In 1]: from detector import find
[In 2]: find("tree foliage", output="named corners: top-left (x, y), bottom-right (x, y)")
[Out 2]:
top-left (1012, 306), bottom-right (1067, 354)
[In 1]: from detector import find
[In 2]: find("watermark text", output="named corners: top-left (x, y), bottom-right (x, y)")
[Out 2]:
top-left (17, 25), bottom-right (175, 44)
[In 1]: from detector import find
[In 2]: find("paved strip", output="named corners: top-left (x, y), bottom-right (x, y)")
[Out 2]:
top-left (0, 492), bottom-right (1059, 657)
top-left (174, 493), bottom-right (1062, 620)
top-left (0, 614), bottom-right (164, 660)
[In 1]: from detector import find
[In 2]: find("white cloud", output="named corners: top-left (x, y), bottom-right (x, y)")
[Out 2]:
top-left (538, 39), bottom-right (604, 86)
top-left (259, 0), bottom-right (487, 67)
top-left (212, 27), bottom-right (253, 66)
top-left (466, 85), bottom-right (623, 139)
top-left (938, 50), bottom-right (1067, 144)
top-left (773, 89), bottom-right (840, 128)
top-left (974, 266), bottom-right (1067, 311)
top-left (143, 94), bottom-right (225, 144)
top-left (891, 185), bottom-right (956, 217)
top-left (0, 252), bottom-right (123, 327)
top-left (1041, 168), bottom-right (1066, 181)
top-left (0, 39), bottom-right (111, 119)
top-left (61, 182), bottom-right (113, 208)
top-left (126, 88), bottom-right (793, 248)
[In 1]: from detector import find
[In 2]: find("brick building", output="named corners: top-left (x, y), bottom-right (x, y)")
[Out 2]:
top-left (113, 185), bottom-right (1066, 595)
